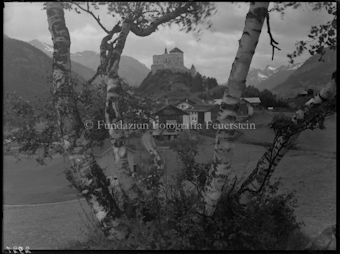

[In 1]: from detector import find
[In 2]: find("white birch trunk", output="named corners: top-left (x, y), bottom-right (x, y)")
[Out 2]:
top-left (203, 2), bottom-right (269, 216)
top-left (46, 2), bottom-right (127, 240)
top-left (104, 20), bottom-right (142, 209)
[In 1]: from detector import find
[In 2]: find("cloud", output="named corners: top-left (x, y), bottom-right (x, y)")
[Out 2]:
top-left (3, 2), bottom-right (334, 83)
top-left (4, 3), bottom-right (48, 41)
top-left (70, 24), bottom-right (106, 53)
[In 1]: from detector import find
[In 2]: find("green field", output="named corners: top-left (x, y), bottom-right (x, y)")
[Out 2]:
top-left (3, 111), bottom-right (336, 248)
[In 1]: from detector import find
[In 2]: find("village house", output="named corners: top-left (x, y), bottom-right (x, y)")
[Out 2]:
top-left (153, 104), bottom-right (190, 140)
top-left (240, 97), bottom-right (261, 116)
top-left (185, 104), bottom-right (219, 125)
top-left (93, 140), bottom-right (140, 181)
top-left (214, 97), bottom-right (261, 116)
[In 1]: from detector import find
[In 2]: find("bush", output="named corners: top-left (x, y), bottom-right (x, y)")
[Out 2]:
top-left (66, 135), bottom-right (307, 250)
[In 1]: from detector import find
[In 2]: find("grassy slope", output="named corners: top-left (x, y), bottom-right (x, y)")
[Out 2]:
top-left (3, 155), bottom-right (78, 205)
top-left (3, 112), bottom-right (336, 248)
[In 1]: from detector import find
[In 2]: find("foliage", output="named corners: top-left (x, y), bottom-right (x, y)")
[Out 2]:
top-left (63, 2), bottom-right (216, 40)
top-left (101, 2), bottom-right (216, 34)
top-left (191, 72), bottom-right (219, 93)
top-left (269, 96), bottom-right (336, 135)
top-left (67, 135), bottom-right (306, 250)
top-left (307, 88), bottom-right (314, 96)
top-left (3, 77), bottom-right (152, 164)
top-left (241, 85), bottom-right (289, 108)
top-left (270, 2), bottom-right (337, 63)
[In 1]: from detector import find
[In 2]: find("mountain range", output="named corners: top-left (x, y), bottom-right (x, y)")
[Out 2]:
top-left (271, 48), bottom-right (336, 98)
top-left (198, 48), bottom-right (335, 100)
top-left (4, 35), bottom-right (335, 103)
top-left (28, 39), bottom-right (150, 87)
top-left (246, 62), bottom-right (304, 90)
top-left (3, 36), bottom-right (88, 102)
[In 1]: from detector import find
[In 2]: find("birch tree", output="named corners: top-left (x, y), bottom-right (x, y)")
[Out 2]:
top-left (46, 2), bottom-right (135, 240)
top-left (202, 1), bottom-right (336, 216)
top-left (202, 2), bottom-right (270, 216)
top-left (6, 1), bottom-right (335, 246)
top-left (70, 1), bottom-right (216, 207)
top-left (45, 1), bottom-right (216, 239)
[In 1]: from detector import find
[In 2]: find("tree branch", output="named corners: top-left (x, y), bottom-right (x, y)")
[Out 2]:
top-left (130, 2), bottom-right (194, 37)
top-left (266, 12), bottom-right (281, 60)
top-left (98, 22), bottom-right (121, 75)
top-left (73, 2), bottom-right (110, 34)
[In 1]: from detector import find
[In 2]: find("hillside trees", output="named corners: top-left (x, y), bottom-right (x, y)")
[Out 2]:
top-left (241, 85), bottom-right (288, 107)
top-left (206, 77), bottom-right (219, 90)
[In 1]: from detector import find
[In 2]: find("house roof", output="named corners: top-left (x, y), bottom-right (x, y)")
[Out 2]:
top-left (214, 97), bottom-right (261, 105)
top-left (170, 47), bottom-right (183, 53)
top-left (241, 97), bottom-right (261, 104)
top-left (299, 90), bottom-right (308, 95)
top-left (154, 104), bottom-right (189, 115)
top-left (185, 104), bottom-right (219, 112)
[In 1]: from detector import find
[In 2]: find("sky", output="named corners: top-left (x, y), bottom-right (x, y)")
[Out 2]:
top-left (3, 2), bottom-right (333, 84)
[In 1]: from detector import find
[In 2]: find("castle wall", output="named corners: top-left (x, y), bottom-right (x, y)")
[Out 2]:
top-left (152, 50), bottom-right (187, 74)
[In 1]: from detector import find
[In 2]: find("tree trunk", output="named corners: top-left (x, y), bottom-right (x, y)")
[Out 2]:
top-left (46, 2), bottom-right (128, 240)
top-left (203, 2), bottom-right (269, 216)
top-left (104, 20), bottom-right (142, 210)
top-left (238, 76), bottom-right (337, 204)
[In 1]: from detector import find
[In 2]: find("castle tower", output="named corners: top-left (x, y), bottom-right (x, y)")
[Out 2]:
top-left (190, 64), bottom-right (196, 77)
top-left (170, 47), bottom-right (184, 66)
top-left (165, 48), bottom-right (168, 54)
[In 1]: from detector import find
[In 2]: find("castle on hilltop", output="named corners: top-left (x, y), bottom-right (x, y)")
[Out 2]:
top-left (151, 47), bottom-right (196, 77)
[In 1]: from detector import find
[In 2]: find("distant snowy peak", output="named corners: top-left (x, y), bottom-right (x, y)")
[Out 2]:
top-left (288, 62), bottom-right (303, 70)
top-left (28, 39), bottom-right (54, 55)
top-left (258, 72), bottom-right (269, 80)
top-left (266, 65), bottom-right (277, 71)
top-left (42, 42), bottom-right (53, 52)
top-left (260, 65), bottom-right (276, 72)
top-left (246, 61), bottom-right (305, 88)
top-left (72, 53), bottom-right (83, 57)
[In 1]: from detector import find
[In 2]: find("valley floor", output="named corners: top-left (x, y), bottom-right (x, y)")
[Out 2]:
top-left (3, 112), bottom-right (336, 249)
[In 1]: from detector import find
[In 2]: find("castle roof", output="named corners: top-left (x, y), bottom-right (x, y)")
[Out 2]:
top-left (170, 47), bottom-right (183, 53)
